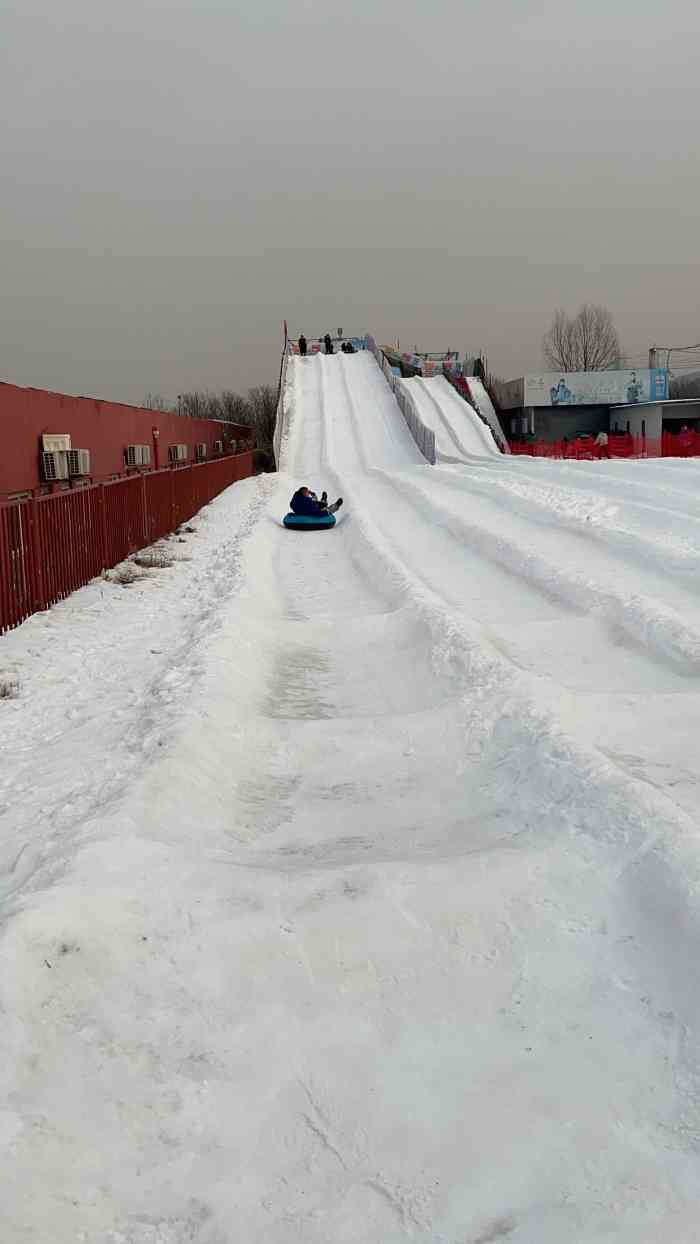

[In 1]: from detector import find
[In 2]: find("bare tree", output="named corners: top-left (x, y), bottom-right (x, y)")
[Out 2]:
top-left (143, 392), bottom-right (171, 412)
top-left (166, 383), bottom-right (277, 454)
top-left (543, 304), bottom-right (621, 372)
top-left (219, 390), bottom-right (250, 424)
top-left (179, 391), bottom-right (204, 419)
top-left (179, 390), bottom-right (224, 419)
top-left (246, 384), bottom-right (277, 449)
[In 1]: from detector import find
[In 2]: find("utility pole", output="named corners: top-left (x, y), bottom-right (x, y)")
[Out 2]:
top-left (650, 341), bottom-right (700, 373)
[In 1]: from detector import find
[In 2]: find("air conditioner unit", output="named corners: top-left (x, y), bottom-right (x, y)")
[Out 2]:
top-left (213, 439), bottom-right (223, 453)
top-left (67, 449), bottom-right (91, 476)
top-left (125, 444), bottom-right (152, 466)
top-left (42, 451), bottom-right (69, 481)
top-left (42, 433), bottom-right (71, 453)
top-left (196, 443), bottom-right (207, 460)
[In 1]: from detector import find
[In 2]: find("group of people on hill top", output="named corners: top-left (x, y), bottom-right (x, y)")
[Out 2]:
top-left (297, 334), bottom-right (356, 357)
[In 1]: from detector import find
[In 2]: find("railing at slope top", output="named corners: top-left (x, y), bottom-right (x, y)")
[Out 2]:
top-left (0, 451), bottom-right (253, 636)
top-left (365, 336), bottom-right (437, 464)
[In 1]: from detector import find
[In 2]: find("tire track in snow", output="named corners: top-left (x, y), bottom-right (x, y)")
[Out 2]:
top-left (500, 454), bottom-right (700, 512)
top-left (382, 469), bottom-right (700, 673)
top-left (431, 462), bottom-right (700, 587)
top-left (335, 462), bottom-right (700, 871)
top-left (479, 454), bottom-right (700, 523)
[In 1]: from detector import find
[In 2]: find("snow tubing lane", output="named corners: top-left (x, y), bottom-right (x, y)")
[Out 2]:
top-left (283, 512), bottom-right (336, 531)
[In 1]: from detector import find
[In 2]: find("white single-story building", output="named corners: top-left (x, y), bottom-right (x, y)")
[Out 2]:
top-left (610, 398), bottom-right (700, 442)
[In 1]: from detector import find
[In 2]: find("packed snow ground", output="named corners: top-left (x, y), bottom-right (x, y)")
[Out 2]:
top-left (2, 350), bottom-right (700, 1242)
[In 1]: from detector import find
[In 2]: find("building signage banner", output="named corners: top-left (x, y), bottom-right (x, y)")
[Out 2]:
top-left (524, 368), bottom-right (668, 407)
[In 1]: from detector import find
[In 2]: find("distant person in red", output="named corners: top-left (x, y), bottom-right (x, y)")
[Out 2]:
top-left (595, 430), bottom-right (610, 459)
top-left (298, 334), bottom-right (307, 357)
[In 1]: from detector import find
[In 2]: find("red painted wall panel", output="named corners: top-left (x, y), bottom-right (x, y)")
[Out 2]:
top-left (1, 381), bottom-right (252, 496)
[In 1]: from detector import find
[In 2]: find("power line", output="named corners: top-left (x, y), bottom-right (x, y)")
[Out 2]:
top-left (650, 341), bottom-right (700, 371)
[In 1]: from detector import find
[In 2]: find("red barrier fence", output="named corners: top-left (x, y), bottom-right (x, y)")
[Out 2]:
top-left (662, 429), bottom-right (700, 457)
top-left (0, 452), bottom-right (253, 635)
top-left (508, 435), bottom-right (662, 460)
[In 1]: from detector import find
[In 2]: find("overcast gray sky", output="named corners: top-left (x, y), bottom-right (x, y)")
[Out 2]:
top-left (2, 0), bottom-right (699, 404)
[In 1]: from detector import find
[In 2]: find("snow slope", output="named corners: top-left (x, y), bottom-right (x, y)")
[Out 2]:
top-left (397, 373), bottom-right (501, 461)
top-left (2, 349), bottom-right (700, 1242)
top-left (463, 375), bottom-right (510, 452)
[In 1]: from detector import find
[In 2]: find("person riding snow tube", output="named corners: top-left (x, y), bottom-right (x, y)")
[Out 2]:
top-left (283, 487), bottom-right (343, 530)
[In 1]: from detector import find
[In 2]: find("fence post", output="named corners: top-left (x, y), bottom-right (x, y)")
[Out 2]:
top-left (99, 483), bottom-right (108, 570)
top-left (141, 473), bottom-right (148, 546)
top-left (28, 498), bottom-right (46, 612)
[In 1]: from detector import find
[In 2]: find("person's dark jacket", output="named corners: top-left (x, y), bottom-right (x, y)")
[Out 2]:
top-left (324, 334), bottom-right (333, 355)
top-left (290, 488), bottom-right (325, 516)
top-left (298, 335), bottom-right (307, 356)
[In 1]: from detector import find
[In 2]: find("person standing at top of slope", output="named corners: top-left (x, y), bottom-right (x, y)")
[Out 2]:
top-left (298, 334), bottom-right (307, 357)
top-left (324, 333), bottom-right (334, 355)
top-left (290, 487), bottom-right (343, 516)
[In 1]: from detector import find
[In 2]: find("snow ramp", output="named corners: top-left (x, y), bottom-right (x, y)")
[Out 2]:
top-left (279, 348), bottom-right (426, 475)
top-left (396, 373), bottom-right (502, 462)
top-left (462, 375), bottom-right (510, 451)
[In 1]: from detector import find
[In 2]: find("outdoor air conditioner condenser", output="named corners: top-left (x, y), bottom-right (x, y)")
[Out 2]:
top-left (42, 451), bottom-right (70, 481)
top-left (66, 449), bottom-right (91, 476)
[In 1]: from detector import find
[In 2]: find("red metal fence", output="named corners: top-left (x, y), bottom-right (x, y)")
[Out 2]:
top-left (662, 429), bottom-right (700, 457)
top-left (509, 430), bottom-right (700, 460)
top-left (508, 435), bottom-right (662, 460)
top-left (0, 452), bottom-right (253, 635)
top-left (510, 432), bottom-right (700, 459)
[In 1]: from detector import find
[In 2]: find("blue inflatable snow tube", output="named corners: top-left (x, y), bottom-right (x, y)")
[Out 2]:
top-left (283, 512), bottom-right (336, 531)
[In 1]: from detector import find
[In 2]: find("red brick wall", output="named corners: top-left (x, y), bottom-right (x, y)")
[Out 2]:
top-left (1, 381), bottom-right (252, 496)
